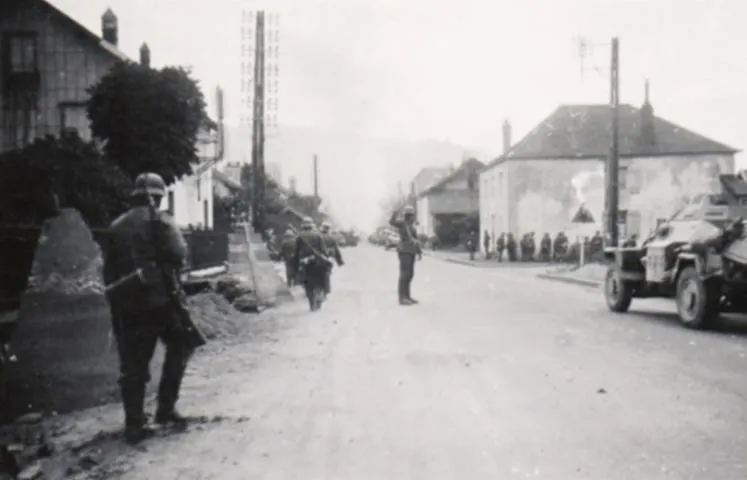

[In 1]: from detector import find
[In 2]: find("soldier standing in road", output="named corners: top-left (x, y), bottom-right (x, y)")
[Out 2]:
top-left (280, 229), bottom-right (297, 287)
top-left (320, 221), bottom-right (344, 296)
top-left (495, 232), bottom-right (505, 262)
top-left (293, 217), bottom-right (330, 310)
top-left (467, 230), bottom-right (478, 261)
top-left (102, 172), bottom-right (195, 445)
top-left (389, 205), bottom-right (422, 305)
top-left (506, 233), bottom-right (517, 261)
top-left (483, 230), bottom-right (491, 260)
top-left (540, 233), bottom-right (552, 262)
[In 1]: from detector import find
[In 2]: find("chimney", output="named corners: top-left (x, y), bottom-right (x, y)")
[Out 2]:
top-left (139, 43), bottom-right (150, 67)
top-left (640, 79), bottom-right (656, 146)
top-left (289, 176), bottom-right (297, 194)
top-left (502, 119), bottom-right (512, 155)
top-left (101, 8), bottom-right (118, 46)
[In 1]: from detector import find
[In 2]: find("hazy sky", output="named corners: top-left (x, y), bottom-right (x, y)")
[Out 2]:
top-left (51, 0), bottom-right (747, 226)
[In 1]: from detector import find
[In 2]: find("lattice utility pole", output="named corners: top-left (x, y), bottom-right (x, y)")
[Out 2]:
top-left (240, 7), bottom-right (280, 233)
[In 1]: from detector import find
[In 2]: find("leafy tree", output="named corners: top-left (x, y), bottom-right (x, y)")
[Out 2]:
top-left (0, 133), bottom-right (132, 227)
top-left (86, 61), bottom-right (208, 184)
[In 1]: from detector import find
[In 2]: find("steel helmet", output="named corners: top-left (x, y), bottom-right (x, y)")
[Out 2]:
top-left (285, 228), bottom-right (294, 237)
top-left (301, 216), bottom-right (314, 229)
top-left (403, 205), bottom-right (415, 215)
top-left (132, 172), bottom-right (166, 197)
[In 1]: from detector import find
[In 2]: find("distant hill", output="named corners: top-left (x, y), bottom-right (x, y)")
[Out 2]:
top-left (221, 124), bottom-right (491, 231)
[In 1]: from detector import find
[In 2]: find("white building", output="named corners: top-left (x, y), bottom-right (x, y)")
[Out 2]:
top-left (410, 166), bottom-right (451, 236)
top-left (479, 93), bottom-right (737, 245)
top-left (163, 122), bottom-right (222, 229)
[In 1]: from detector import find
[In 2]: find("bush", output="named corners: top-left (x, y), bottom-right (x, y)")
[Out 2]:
top-left (0, 133), bottom-right (131, 227)
top-left (87, 61), bottom-right (208, 185)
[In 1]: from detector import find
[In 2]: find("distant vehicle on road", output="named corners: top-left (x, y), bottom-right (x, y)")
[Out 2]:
top-left (604, 175), bottom-right (747, 330)
top-left (340, 229), bottom-right (359, 247)
top-left (332, 231), bottom-right (346, 247)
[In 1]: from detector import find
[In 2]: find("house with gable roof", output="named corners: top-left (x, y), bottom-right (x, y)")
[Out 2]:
top-left (479, 84), bottom-right (739, 241)
top-left (0, 0), bottom-right (222, 229)
top-left (414, 158), bottom-right (484, 241)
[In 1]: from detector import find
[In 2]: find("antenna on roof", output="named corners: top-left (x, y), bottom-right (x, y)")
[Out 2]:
top-left (573, 36), bottom-right (590, 81)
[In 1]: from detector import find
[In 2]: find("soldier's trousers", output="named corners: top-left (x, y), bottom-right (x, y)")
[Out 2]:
top-left (111, 305), bottom-right (194, 428)
top-left (284, 261), bottom-right (296, 287)
top-left (323, 265), bottom-right (332, 295)
top-left (301, 263), bottom-right (327, 302)
top-left (398, 252), bottom-right (416, 300)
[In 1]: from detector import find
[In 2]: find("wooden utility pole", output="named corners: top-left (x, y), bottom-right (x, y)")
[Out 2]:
top-left (605, 37), bottom-right (620, 247)
top-left (251, 11), bottom-right (266, 232)
top-left (313, 155), bottom-right (319, 199)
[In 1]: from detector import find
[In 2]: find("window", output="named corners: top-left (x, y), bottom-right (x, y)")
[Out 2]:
top-left (8, 33), bottom-right (37, 73)
top-left (3, 91), bottom-right (38, 148)
top-left (59, 103), bottom-right (91, 141)
top-left (204, 200), bottom-right (209, 227)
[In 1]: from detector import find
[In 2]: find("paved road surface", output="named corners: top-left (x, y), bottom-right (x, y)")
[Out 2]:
top-left (114, 244), bottom-right (747, 479)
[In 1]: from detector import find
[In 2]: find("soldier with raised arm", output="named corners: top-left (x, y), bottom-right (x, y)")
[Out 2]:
top-left (389, 205), bottom-right (422, 305)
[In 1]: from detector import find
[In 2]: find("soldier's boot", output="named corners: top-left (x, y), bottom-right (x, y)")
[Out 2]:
top-left (121, 384), bottom-right (154, 445)
top-left (405, 278), bottom-right (418, 304)
top-left (155, 346), bottom-right (191, 430)
top-left (398, 276), bottom-right (411, 305)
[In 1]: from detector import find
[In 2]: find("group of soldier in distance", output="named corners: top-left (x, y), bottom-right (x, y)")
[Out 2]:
top-left (275, 218), bottom-right (345, 311)
top-left (469, 230), bottom-right (638, 263)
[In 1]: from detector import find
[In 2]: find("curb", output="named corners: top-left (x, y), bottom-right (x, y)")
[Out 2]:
top-left (445, 258), bottom-right (477, 267)
top-left (537, 273), bottom-right (602, 288)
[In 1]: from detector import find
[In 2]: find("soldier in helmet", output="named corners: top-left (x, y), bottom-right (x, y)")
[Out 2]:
top-left (280, 228), bottom-right (297, 287)
top-left (319, 221), bottom-right (344, 296)
top-left (292, 216), bottom-right (330, 310)
top-left (390, 205), bottom-right (422, 305)
top-left (101, 172), bottom-right (195, 445)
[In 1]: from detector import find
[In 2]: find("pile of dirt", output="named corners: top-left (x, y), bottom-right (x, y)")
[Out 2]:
top-left (26, 209), bottom-right (105, 296)
top-left (187, 292), bottom-right (245, 340)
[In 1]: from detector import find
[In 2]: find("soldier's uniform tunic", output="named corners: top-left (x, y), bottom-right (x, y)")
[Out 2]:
top-left (321, 227), bottom-right (344, 295)
top-left (292, 226), bottom-right (328, 308)
top-left (280, 231), bottom-right (297, 287)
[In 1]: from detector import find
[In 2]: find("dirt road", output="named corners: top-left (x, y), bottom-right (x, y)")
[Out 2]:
top-left (60, 244), bottom-right (747, 479)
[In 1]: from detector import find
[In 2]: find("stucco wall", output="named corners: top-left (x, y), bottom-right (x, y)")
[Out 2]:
top-left (479, 163), bottom-right (510, 239)
top-left (496, 154), bottom-right (734, 238)
top-left (427, 189), bottom-right (479, 215)
top-left (164, 169), bottom-right (214, 229)
top-left (416, 195), bottom-right (433, 236)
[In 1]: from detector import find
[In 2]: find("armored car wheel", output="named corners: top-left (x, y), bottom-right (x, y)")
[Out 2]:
top-left (604, 264), bottom-right (633, 312)
top-left (676, 266), bottom-right (720, 329)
